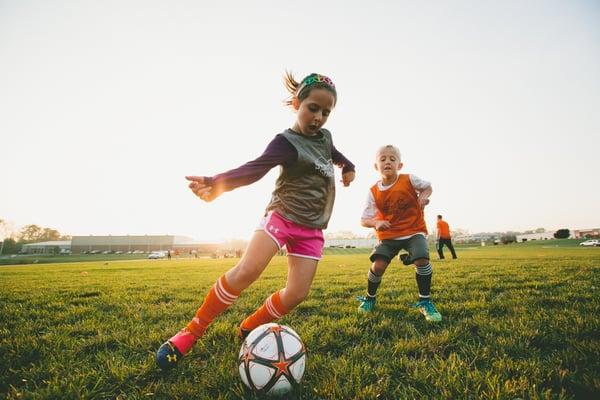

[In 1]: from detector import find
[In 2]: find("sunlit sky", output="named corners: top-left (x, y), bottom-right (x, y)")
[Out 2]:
top-left (1, 0), bottom-right (599, 241)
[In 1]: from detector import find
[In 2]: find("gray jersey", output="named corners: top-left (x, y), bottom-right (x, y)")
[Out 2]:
top-left (265, 129), bottom-right (336, 229)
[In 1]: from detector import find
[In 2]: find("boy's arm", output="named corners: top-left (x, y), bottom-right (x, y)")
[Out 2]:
top-left (410, 174), bottom-right (432, 209)
top-left (417, 185), bottom-right (432, 208)
top-left (360, 191), bottom-right (391, 230)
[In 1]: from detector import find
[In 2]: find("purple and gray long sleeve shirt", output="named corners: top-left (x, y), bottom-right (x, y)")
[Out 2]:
top-left (205, 129), bottom-right (355, 229)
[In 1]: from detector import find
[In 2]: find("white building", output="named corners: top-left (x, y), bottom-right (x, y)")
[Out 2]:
top-left (20, 240), bottom-right (71, 254)
top-left (516, 232), bottom-right (560, 242)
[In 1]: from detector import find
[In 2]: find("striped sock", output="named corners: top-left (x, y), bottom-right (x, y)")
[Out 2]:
top-left (415, 263), bottom-right (432, 301)
top-left (184, 275), bottom-right (240, 339)
top-left (240, 290), bottom-right (290, 332)
top-left (367, 268), bottom-right (382, 297)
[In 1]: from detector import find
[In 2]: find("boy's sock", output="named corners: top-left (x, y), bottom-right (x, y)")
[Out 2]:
top-left (240, 290), bottom-right (290, 333)
top-left (415, 263), bottom-right (432, 301)
top-left (171, 275), bottom-right (240, 353)
top-left (367, 268), bottom-right (382, 297)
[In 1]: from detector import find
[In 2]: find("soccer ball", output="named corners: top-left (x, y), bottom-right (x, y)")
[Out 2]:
top-left (238, 323), bottom-right (306, 396)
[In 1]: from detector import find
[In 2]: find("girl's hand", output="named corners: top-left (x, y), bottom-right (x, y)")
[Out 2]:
top-left (341, 171), bottom-right (355, 187)
top-left (185, 176), bottom-right (215, 202)
top-left (374, 220), bottom-right (391, 231)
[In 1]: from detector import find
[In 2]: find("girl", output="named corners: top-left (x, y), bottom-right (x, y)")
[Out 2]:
top-left (156, 72), bottom-right (355, 370)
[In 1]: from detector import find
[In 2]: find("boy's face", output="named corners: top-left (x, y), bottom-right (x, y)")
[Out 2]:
top-left (375, 148), bottom-right (402, 179)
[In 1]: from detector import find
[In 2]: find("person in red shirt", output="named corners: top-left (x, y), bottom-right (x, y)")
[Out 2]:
top-left (436, 215), bottom-right (457, 259)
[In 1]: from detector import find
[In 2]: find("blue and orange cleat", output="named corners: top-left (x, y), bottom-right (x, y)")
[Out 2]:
top-left (156, 329), bottom-right (196, 371)
top-left (156, 341), bottom-right (183, 371)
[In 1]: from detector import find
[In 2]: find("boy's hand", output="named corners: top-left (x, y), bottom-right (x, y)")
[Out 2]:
top-left (185, 176), bottom-right (216, 202)
top-left (341, 171), bottom-right (355, 187)
top-left (374, 220), bottom-right (391, 231)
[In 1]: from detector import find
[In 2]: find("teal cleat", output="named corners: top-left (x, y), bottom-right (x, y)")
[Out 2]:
top-left (356, 295), bottom-right (376, 313)
top-left (415, 299), bottom-right (442, 322)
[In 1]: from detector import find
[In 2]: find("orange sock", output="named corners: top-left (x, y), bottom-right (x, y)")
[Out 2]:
top-left (240, 290), bottom-right (290, 332)
top-left (185, 275), bottom-right (240, 338)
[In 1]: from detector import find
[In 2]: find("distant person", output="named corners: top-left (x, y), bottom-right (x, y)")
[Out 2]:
top-left (156, 72), bottom-right (355, 370)
top-left (436, 215), bottom-right (457, 260)
top-left (167, 250), bottom-right (171, 260)
top-left (356, 145), bottom-right (441, 322)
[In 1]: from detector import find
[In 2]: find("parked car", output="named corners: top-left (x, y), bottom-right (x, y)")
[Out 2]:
top-left (148, 251), bottom-right (166, 259)
top-left (579, 239), bottom-right (600, 247)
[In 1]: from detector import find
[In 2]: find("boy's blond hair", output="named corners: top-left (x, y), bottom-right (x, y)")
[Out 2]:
top-left (376, 145), bottom-right (401, 161)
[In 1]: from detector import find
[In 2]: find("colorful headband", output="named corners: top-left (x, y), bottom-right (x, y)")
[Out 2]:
top-left (296, 74), bottom-right (336, 95)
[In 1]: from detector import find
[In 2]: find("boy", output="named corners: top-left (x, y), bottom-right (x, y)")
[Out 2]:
top-left (357, 145), bottom-right (441, 322)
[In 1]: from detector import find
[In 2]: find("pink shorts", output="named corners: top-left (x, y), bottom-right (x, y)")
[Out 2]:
top-left (257, 211), bottom-right (324, 260)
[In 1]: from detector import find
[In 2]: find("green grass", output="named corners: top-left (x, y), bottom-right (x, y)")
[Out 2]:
top-left (1, 243), bottom-right (599, 399)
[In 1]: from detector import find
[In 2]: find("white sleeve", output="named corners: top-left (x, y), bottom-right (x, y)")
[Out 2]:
top-left (361, 191), bottom-right (378, 220)
top-left (410, 174), bottom-right (431, 191)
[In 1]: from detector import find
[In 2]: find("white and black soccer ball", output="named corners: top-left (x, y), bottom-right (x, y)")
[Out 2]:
top-left (238, 323), bottom-right (306, 396)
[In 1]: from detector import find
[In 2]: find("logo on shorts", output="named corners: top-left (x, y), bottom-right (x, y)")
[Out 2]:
top-left (314, 157), bottom-right (334, 178)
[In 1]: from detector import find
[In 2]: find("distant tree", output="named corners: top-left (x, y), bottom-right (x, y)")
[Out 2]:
top-left (0, 238), bottom-right (20, 254)
top-left (18, 224), bottom-right (44, 243)
top-left (535, 227), bottom-right (546, 233)
top-left (41, 228), bottom-right (61, 241)
top-left (500, 235), bottom-right (517, 244)
top-left (0, 218), bottom-right (16, 240)
top-left (553, 229), bottom-right (570, 239)
top-left (18, 225), bottom-right (65, 243)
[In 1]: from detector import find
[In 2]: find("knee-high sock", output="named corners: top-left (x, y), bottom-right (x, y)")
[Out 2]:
top-left (415, 263), bottom-right (432, 300)
top-left (185, 275), bottom-right (240, 338)
top-left (240, 290), bottom-right (290, 332)
top-left (367, 268), bottom-right (382, 297)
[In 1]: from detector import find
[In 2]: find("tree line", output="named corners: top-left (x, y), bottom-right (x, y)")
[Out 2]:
top-left (0, 219), bottom-right (70, 254)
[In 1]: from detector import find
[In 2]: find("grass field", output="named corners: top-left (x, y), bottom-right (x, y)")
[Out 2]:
top-left (1, 243), bottom-right (599, 399)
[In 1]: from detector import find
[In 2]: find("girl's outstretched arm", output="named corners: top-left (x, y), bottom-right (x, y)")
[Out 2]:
top-left (185, 134), bottom-right (297, 202)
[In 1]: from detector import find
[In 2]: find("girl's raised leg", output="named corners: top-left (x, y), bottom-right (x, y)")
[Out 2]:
top-left (156, 230), bottom-right (278, 370)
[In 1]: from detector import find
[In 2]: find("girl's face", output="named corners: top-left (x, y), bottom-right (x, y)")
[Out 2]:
top-left (292, 88), bottom-right (336, 136)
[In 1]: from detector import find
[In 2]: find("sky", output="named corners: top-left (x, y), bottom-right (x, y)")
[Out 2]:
top-left (1, 0), bottom-right (599, 242)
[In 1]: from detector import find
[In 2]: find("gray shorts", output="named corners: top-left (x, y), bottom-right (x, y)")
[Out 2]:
top-left (369, 234), bottom-right (430, 264)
